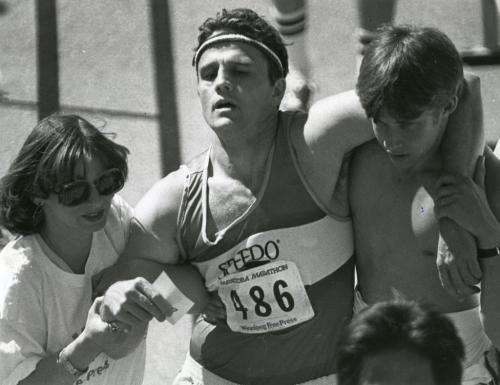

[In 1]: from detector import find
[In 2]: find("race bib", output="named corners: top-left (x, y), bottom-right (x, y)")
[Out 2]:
top-left (218, 260), bottom-right (315, 333)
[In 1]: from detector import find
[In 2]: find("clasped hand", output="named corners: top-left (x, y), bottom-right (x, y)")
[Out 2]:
top-left (99, 277), bottom-right (175, 326)
top-left (83, 296), bottom-right (147, 359)
top-left (434, 156), bottom-right (500, 249)
top-left (434, 156), bottom-right (500, 297)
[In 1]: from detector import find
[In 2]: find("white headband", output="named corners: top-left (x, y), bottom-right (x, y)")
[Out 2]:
top-left (193, 33), bottom-right (285, 77)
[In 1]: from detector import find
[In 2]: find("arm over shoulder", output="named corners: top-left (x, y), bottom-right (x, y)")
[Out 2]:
top-left (290, 90), bottom-right (373, 206)
top-left (120, 168), bottom-right (188, 265)
top-left (305, 90), bottom-right (373, 154)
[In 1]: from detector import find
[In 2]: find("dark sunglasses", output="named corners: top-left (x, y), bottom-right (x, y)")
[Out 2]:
top-left (53, 168), bottom-right (125, 206)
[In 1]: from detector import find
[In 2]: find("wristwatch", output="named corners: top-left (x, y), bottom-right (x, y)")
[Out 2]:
top-left (477, 246), bottom-right (500, 259)
top-left (57, 348), bottom-right (88, 377)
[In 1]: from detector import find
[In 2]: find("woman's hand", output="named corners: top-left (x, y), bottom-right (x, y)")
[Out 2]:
top-left (99, 278), bottom-right (175, 327)
top-left (82, 297), bottom-right (148, 359)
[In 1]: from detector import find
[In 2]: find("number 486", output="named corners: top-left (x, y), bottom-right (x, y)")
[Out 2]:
top-left (230, 279), bottom-right (295, 320)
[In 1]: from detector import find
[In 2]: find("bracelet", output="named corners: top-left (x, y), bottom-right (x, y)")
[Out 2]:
top-left (477, 246), bottom-right (500, 259)
top-left (57, 347), bottom-right (89, 377)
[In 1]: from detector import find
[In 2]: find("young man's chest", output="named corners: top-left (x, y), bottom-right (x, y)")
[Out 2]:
top-left (347, 143), bottom-right (471, 309)
top-left (349, 143), bottom-right (440, 257)
top-left (207, 176), bottom-right (258, 231)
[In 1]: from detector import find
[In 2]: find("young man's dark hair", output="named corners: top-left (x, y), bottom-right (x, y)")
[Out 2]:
top-left (356, 25), bottom-right (464, 121)
top-left (336, 300), bottom-right (465, 385)
top-left (193, 8), bottom-right (289, 83)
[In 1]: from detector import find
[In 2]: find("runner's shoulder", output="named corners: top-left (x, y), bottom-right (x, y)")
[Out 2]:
top-left (134, 167), bottom-right (188, 225)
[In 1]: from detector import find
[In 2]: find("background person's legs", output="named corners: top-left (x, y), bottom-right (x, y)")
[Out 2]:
top-left (461, 0), bottom-right (500, 65)
top-left (269, 0), bottom-right (313, 111)
top-left (356, 0), bottom-right (396, 65)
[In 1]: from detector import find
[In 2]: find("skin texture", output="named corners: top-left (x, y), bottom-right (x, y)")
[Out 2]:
top-left (350, 100), bottom-right (481, 313)
top-left (351, 94), bottom-right (500, 356)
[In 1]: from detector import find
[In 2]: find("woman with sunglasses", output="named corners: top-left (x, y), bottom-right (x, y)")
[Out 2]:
top-left (0, 114), bottom-right (152, 384)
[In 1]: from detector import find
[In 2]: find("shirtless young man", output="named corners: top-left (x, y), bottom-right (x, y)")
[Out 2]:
top-left (350, 25), bottom-right (500, 384)
top-left (96, 10), bottom-right (483, 385)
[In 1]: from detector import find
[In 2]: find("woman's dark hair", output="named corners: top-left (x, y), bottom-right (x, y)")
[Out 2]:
top-left (194, 8), bottom-right (289, 83)
top-left (336, 300), bottom-right (464, 385)
top-left (0, 113), bottom-right (129, 235)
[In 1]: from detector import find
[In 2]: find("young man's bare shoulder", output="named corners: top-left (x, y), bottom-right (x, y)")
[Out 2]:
top-left (350, 140), bottom-right (390, 186)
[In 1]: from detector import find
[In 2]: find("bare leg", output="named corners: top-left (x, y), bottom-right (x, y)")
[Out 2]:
top-left (356, 0), bottom-right (396, 68)
top-left (269, 0), bottom-right (313, 111)
top-left (461, 0), bottom-right (500, 65)
top-left (357, 0), bottom-right (396, 32)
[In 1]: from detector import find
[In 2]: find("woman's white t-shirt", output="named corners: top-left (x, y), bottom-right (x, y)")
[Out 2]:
top-left (0, 195), bottom-right (146, 385)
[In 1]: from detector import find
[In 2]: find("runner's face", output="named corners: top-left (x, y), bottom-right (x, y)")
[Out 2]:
top-left (359, 349), bottom-right (437, 385)
top-left (372, 107), bottom-right (447, 170)
top-left (196, 42), bottom-right (282, 134)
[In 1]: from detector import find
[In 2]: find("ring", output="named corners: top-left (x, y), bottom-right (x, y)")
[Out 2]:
top-left (108, 321), bottom-right (120, 332)
top-left (201, 313), bottom-right (214, 324)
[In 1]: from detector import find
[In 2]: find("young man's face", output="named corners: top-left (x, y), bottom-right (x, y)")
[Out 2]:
top-left (372, 106), bottom-right (449, 170)
top-left (196, 40), bottom-right (283, 135)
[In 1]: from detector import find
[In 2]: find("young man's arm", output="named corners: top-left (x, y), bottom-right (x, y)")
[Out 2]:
top-left (479, 149), bottom-right (500, 351)
top-left (434, 148), bottom-right (500, 350)
top-left (438, 74), bottom-right (485, 297)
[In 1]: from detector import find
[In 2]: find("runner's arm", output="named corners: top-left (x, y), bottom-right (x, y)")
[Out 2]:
top-left (95, 169), bottom-right (210, 318)
top-left (433, 148), bottom-right (500, 349)
top-left (477, 149), bottom-right (500, 351)
top-left (292, 90), bottom-right (373, 207)
top-left (437, 73), bottom-right (485, 297)
top-left (93, 169), bottom-right (188, 291)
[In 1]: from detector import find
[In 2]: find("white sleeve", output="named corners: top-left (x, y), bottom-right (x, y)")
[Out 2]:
top-left (0, 319), bottom-right (46, 385)
top-left (0, 245), bottom-right (48, 385)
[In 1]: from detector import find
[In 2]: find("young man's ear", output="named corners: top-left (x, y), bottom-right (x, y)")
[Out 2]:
top-left (443, 80), bottom-right (464, 116)
top-left (271, 78), bottom-right (286, 108)
top-left (443, 93), bottom-right (459, 116)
